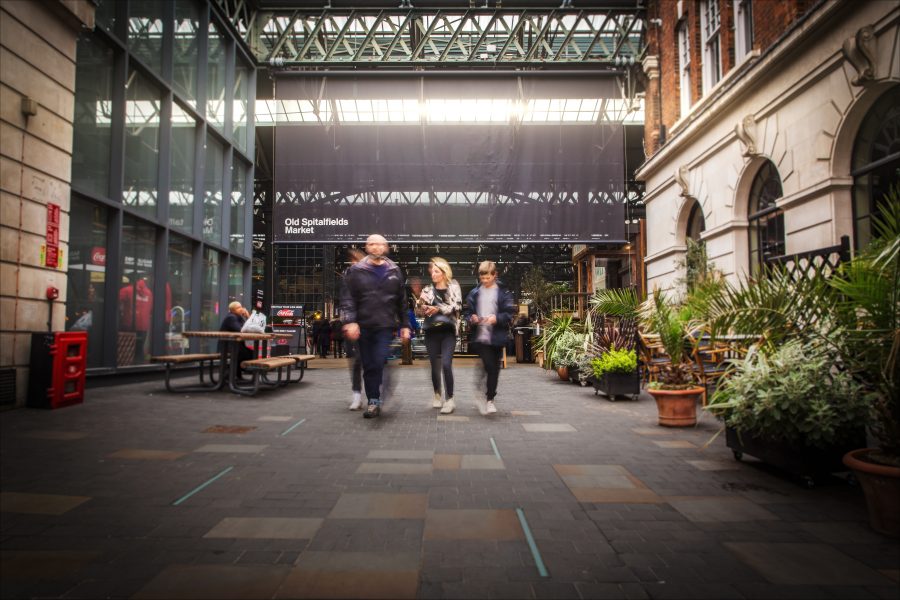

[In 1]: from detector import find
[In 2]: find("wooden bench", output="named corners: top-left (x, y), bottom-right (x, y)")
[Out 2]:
top-left (237, 355), bottom-right (314, 395)
top-left (150, 353), bottom-right (221, 393)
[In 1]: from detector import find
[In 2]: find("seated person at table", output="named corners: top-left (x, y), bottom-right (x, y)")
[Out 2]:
top-left (220, 301), bottom-right (254, 376)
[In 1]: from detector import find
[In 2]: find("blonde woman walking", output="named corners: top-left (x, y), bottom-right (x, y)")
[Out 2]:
top-left (417, 257), bottom-right (463, 414)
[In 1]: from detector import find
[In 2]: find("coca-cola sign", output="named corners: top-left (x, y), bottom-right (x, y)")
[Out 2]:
top-left (276, 309), bottom-right (296, 317)
top-left (91, 246), bottom-right (106, 266)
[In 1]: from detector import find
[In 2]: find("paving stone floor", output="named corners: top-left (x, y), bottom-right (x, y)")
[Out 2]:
top-left (1, 358), bottom-right (898, 599)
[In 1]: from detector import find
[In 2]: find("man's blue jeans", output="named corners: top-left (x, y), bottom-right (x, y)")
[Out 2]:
top-left (357, 327), bottom-right (394, 405)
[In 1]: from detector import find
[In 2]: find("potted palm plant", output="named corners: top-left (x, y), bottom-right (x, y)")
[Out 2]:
top-left (835, 193), bottom-right (899, 536)
top-left (643, 290), bottom-right (706, 426)
top-left (591, 287), bottom-right (707, 426)
top-left (532, 314), bottom-right (574, 376)
top-left (704, 190), bottom-right (899, 533)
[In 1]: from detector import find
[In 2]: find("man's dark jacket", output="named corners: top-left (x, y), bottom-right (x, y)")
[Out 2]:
top-left (220, 312), bottom-right (245, 332)
top-left (340, 255), bottom-right (406, 330)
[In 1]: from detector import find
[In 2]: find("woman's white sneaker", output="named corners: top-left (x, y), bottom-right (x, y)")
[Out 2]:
top-left (440, 398), bottom-right (456, 414)
top-left (432, 392), bottom-right (443, 409)
top-left (349, 392), bottom-right (363, 410)
top-left (485, 400), bottom-right (497, 415)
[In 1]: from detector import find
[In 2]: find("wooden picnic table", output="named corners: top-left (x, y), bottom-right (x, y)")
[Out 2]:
top-left (182, 331), bottom-right (277, 396)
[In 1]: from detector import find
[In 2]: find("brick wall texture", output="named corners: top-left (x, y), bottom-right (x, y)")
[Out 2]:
top-left (0, 0), bottom-right (93, 404)
top-left (645, 0), bottom-right (813, 157)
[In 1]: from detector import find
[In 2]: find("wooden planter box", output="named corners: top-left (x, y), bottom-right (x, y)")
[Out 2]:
top-left (726, 427), bottom-right (866, 487)
top-left (590, 372), bottom-right (640, 400)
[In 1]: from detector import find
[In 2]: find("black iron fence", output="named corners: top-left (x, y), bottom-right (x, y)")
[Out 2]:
top-left (765, 235), bottom-right (851, 280)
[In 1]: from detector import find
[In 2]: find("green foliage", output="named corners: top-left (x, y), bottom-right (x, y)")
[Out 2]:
top-left (591, 347), bottom-right (637, 378)
top-left (573, 353), bottom-right (597, 384)
top-left (646, 290), bottom-right (697, 387)
top-left (706, 340), bottom-right (868, 449)
top-left (554, 330), bottom-right (587, 368)
top-left (532, 314), bottom-right (575, 370)
top-left (676, 239), bottom-right (716, 294)
top-left (589, 287), bottom-right (641, 320)
top-left (521, 267), bottom-right (570, 322)
top-left (703, 187), bottom-right (899, 457)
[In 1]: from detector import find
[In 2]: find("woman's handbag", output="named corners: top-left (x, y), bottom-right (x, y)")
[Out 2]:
top-left (424, 311), bottom-right (455, 330)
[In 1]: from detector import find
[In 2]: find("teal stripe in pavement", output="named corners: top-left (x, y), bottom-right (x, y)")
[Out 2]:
top-left (516, 508), bottom-right (549, 578)
top-left (490, 437), bottom-right (501, 460)
top-left (280, 418), bottom-right (306, 436)
top-left (172, 466), bottom-right (233, 506)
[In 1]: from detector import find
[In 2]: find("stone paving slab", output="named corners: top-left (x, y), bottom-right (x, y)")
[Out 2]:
top-left (1, 362), bottom-right (898, 599)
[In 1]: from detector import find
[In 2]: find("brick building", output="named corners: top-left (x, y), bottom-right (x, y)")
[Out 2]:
top-left (638, 0), bottom-right (899, 289)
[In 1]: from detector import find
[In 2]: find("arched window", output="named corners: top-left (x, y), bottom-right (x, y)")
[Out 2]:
top-left (748, 160), bottom-right (784, 274)
top-left (852, 85), bottom-right (900, 250)
top-left (686, 201), bottom-right (705, 241)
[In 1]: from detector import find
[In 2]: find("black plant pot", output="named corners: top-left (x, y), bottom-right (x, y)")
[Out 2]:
top-left (590, 371), bottom-right (640, 401)
top-left (726, 426), bottom-right (867, 488)
top-left (568, 365), bottom-right (580, 384)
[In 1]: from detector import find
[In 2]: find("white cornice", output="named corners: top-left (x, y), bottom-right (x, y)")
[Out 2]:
top-left (645, 244), bottom-right (687, 264)
top-left (700, 219), bottom-right (750, 240)
top-left (777, 176), bottom-right (854, 210)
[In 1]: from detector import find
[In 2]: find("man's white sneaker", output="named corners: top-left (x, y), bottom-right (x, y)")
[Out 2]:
top-left (440, 398), bottom-right (456, 414)
top-left (349, 392), bottom-right (363, 410)
top-left (432, 392), bottom-right (443, 409)
top-left (485, 400), bottom-right (497, 415)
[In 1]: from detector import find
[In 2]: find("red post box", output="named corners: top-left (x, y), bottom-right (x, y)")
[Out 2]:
top-left (27, 331), bottom-right (88, 409)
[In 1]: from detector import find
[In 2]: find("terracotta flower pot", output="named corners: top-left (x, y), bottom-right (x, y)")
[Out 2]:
top-left (556, 366), bottom-right (569, 381)
top-left (843, 448), bottom-right (900, 538)
top-left (647, 387), bottom-right (703, 427)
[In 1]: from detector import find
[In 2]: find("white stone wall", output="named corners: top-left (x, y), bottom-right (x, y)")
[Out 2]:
top-left (638, 1), bottom-right (900, 292)
top-left (0, 0), bottom-right (94, 405)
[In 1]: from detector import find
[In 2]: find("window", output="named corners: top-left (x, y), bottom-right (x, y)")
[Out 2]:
top-left (65, 198), bottom-right (108, 368)
top-left (233, 57), bottom-right (251, 152)
top-left (128, 0), bottom-right (165, 78)
top-left (851, 86), bottom-right (900, 250)
top-left (733, 0), bottom-right (754, 63)
top-left (173, 0), bottom-right (199, 109)
top-left (276, 244), bottom-right (326, 308)
top-left (203, 135), bottom-right (224, 244)
top-left (169, 102), bottom-right (196, 231)
top-left (677, 19), bottom-right (692, 117)
top-left (231, 159), bottom-right (248, 254)
top-left (72, 34), bottom-right (114, 199)
top-left (687, 201), bottom-right (705, 241)
top-left (119, 216), bottom-right (157, 365)
top-left (748, 161), bottom-right (785, 274)
top-left (200, 247), bottom-right (221, 352)
top-left (123, 68), bottom-right (161, 218)
top-left (166, 234), bottom-right (193, 355)
top-left (228, 259), bottom-right (245, 305)
top-left (701, 0), bottom-right (722, 92)
top-left (207, 21), bottom-right (226, 131)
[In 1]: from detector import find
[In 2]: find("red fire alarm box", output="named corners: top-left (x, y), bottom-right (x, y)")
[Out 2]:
top-left (27, 332), bottom-right (87, 409)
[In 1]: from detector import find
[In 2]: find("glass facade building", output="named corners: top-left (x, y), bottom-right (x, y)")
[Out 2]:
top-left (66, 0), bottom-right (254, 369)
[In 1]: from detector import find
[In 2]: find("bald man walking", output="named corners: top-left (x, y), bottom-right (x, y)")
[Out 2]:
top-left (340, 234), bottom-right (411, 418)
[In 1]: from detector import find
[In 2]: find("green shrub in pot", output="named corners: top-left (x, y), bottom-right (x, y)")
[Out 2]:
top-left (706, 339), bottom-right (867, 449)
top-left (590, 347), bottom-right (638, 379)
